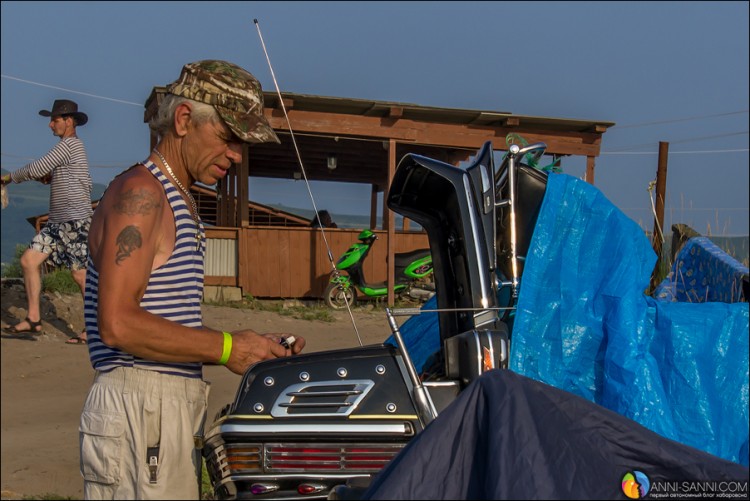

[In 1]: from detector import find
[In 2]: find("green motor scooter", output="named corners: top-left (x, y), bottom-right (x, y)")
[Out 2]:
top-left (324, 229), bottom-right (434, 309)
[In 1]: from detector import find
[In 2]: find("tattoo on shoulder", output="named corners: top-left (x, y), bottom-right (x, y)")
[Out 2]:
top-left (113, 188), bottom-right (162, 216)
top-left (115, 226), bottom-right (143, 265)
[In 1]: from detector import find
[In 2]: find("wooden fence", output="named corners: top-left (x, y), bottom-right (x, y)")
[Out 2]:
top-left (205, 226), bottom-right (429, 298)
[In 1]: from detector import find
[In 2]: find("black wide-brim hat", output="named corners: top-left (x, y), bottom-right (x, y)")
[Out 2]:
top-left (39, 99), bottom-right (88, 126)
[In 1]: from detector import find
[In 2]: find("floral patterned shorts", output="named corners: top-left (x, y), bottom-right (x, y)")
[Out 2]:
top-left (30, 217), bottom-right (91, 271)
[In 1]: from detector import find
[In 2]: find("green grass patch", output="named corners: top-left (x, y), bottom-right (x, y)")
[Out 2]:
top-left (203, 295), bottom-right (336, 322)
top-left (201, 459), bottom-right (214, 500)
top-left (1, 244), bottom-right (27, 278)
top-left (41, 269), bottom-right (81, 294)
top-left (1, 244), bottom-right (81, 294)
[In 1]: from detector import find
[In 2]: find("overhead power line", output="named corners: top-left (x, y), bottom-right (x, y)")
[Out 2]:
top-left (601, 148), bottom-right (749, 155)
top-left (1, 74), bottom-right (142, 106)
top-left (613, 110), bottom-right (749, 129)
top-left (669, 131), bottom-right (749, 145)
top-left (605, 131), bottom-right (749, 152)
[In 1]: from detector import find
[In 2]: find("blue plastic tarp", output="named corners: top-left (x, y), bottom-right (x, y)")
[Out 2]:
top-left (386, 172), bottom-right (748, 466)
top-left (384, 295), bottom-right (440, 374)
top-left (510, 173), bottom-right (749, 465)
top-left (653, 236), bottom-right (749, 303)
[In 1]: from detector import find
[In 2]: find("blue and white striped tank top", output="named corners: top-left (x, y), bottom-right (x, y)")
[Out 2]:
top-left (84, 160), bottom-right (206, 378)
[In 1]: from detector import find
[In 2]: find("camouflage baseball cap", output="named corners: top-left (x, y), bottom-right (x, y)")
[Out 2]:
top-left (167, 60), bottom-right (279, 144)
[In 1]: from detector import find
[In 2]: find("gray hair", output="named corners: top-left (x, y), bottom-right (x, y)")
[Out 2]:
top-left (148, 94), bottom-right (222, 138)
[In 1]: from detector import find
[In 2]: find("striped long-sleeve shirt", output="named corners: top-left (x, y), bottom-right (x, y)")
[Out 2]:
top-left (10, 137), bottom-right (93, 223)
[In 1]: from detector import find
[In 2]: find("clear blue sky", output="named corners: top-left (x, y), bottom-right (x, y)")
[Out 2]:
top-left (2, 1), bottom-right (748, 235)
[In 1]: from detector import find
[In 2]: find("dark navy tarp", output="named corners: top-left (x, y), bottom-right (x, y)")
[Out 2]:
top-left (363, 370), bottom-right (749, 500)
top-left (510, 173), bottom-right (749, 465)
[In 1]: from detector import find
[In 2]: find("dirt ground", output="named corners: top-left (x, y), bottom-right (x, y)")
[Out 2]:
top-left (0, 280), bottom-right (395, 500)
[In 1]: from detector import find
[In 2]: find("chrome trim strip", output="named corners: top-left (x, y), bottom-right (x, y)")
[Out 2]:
top-left (287, 390), bottom-right (361, 397)
top-left (219, 472), bottom-right (371, 483)
top-left (279, 402), bottom-right (353, 408)
top-left (220, 423), bottom-right (410, 434)
top-left (348, 414), bottom-right (418, 420)
top-left (472, 330), bottom-right (482, 377)
top-left (213, 413), bottom-right (417, 421)
top-left (462, 176), bottom-right (493, 308)
top-left (422, 381), bottom-right (459, 387)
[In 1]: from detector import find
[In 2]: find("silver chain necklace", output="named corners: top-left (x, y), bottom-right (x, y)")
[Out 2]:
top-left (152, 148), bottom-right (203, 251)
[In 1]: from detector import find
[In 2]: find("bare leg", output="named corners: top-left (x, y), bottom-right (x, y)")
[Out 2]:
top-left (18, 248), bottom-right (50, 331)
top-left (71, 267), bottom-right (87, 340)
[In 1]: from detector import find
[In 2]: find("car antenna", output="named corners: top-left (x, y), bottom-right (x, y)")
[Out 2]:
top-left (254, 18), bottom-right (363, 346)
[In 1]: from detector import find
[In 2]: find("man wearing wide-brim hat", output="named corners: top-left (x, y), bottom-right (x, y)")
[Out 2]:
top-left (1, 98), bottom-right (93, 345)
top-left (78, 60), bottom-right (307, 499)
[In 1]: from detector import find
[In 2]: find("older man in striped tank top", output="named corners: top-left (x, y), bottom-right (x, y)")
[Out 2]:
top-left (79, 61), bottom-right (306, 500)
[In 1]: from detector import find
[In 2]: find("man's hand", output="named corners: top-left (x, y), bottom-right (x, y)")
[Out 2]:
top-left (38, 173), bottom-right (52, 185)
top-left (261, 333), bottom-right (306, 355)
top-left (224, 330), bottom-right (306, 375)
top-left (0, 174), bottom-right (11, 186)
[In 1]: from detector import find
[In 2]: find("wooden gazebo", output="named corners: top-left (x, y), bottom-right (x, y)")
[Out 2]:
top-left (144, 88), bottom-right (614, 302)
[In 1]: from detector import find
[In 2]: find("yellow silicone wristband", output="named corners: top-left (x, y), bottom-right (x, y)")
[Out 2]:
top-left (219, 332), bottom-right (232, 365)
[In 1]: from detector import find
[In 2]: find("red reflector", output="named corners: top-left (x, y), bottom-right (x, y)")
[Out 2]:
top-left (298, 483), bottom-right (326, 494)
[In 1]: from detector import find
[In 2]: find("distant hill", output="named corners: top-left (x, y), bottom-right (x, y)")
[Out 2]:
top-left (3, 173), bottom-right (747, 269)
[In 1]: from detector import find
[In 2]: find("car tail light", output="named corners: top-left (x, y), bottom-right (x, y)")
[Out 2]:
top-left (225, 445), bottom-right (262, 473)
top-left (266, 443), bottom-right (403, 472)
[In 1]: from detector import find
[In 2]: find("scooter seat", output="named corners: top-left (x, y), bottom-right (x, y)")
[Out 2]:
top-left (395, 248), bottom-right (431, 268)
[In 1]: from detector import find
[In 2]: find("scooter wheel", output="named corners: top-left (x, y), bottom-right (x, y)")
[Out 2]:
top-left (324, 283), bottom-right (357, 309)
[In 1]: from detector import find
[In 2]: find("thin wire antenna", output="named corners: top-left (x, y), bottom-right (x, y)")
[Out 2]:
top-left (647, 180), bottom-right (665, 245)
top-left (253, 18), bottom-right (363, 346)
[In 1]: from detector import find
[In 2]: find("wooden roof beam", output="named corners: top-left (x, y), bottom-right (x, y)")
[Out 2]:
top-left (388, 106), bottom-right (403, 119)
top-left (586, 124), bottom-right (610, 133)
top-left (265, 110), bottom-right (605, 156)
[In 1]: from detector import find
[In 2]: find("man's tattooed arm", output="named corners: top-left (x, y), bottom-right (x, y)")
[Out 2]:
top-left (111, 188), bottom-right (160, 265)
top-left (113, 188), bottom-right (162, 216)
top-left (115, 226), bottom-right (143, 265)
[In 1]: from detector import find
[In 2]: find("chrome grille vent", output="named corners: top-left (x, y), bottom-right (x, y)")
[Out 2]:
top-left (271, 379), bottom-right (374, 417)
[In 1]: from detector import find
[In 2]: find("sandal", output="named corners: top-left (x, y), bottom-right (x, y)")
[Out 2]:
top-left (4, 317), bottom-right (43, 335)
top-left (66, 335), bottom-right (87, 345)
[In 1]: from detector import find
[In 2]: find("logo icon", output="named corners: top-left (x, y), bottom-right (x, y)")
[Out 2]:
top-left (622, 471), bottom-right (650, 499)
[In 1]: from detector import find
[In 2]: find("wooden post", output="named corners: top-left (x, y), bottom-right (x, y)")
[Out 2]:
top-left (227, 166), bottom-right (237, 227)
top-left (652, 142), bottom-right (669, 256)
top-left (650, 141), bottom-right (669, 291)
top-left (238, 145), bottom-right (250, 227)
top-left (585, 156), bottom-right (595, 184)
